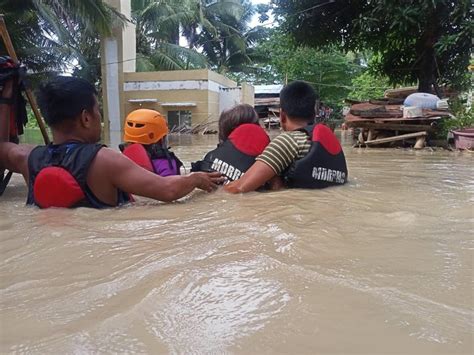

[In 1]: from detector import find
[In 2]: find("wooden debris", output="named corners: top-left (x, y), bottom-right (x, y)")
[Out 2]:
top-left (369, 98), bottom-right (405, 105)
top-left (364, 131), bottom-right (427, 145)
top-left (255, 97), bottom-right (280, 106)
top-left (169, 117), bottom-right (218, 135)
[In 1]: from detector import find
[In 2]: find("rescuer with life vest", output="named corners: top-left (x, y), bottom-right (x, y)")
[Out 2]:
top-left (120, 109), bottom-right (183, 177)
top-left (0, 76), bottom-right (223, 208)
top-left (0, 56), bottom-right (29, 195)
top-left (224, 81), bottom-right (348, 193)
top-left (191, 104), bottom-right (270, 184)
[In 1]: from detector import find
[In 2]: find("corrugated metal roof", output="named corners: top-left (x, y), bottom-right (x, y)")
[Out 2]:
top-left (254, 84), bottom-right (283, 95)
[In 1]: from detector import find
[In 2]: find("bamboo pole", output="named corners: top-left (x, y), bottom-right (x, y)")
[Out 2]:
top-left (0, 15), bottom-right (50, 144)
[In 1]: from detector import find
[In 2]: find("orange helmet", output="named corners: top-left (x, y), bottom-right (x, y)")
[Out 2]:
top-left (123, 109), bottom-right (169, 145)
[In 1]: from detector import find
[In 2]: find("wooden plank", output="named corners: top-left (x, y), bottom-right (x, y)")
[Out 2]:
top-left (345, 121), bottom-right (435, 132)
top-left (373, 116), bottom-right (444, 123)
top-left (365, 131), bottom-right (427, 145)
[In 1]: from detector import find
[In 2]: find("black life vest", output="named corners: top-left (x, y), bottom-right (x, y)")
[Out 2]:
top-left (283, 124), bottom-right (348, 189)
top-left (119, 143), bottom-right (183, 176)
top-left (27, 142), bottom-right (131, 208)
top-left (191, 123), bottom-right (270, 182)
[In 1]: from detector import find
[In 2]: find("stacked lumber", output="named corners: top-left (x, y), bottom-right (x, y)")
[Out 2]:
top-left (344, 100), bottom-right (451, 148)
top-left (255, 97), bottom-right (280, 106)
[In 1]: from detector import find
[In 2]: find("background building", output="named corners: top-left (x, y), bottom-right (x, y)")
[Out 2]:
top-left (123, 70), bottom-right (254, 131)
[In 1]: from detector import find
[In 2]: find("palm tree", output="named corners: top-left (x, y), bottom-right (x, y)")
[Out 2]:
top-left (0, 0), bottom-right (123, 81)
top-left (132, 0), bottom-right (207, 71)
top-left (132, 0), bottom-right (264, 73)
top-left (186, 0), bottom-right (266, 73)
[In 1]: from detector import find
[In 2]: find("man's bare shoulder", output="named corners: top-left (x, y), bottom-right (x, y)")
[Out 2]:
top-left (92, 146), bottom-right (130, 170)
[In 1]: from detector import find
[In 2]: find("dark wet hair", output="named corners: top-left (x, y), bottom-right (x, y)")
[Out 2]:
top-left (36, 76), bottom-right (97, 127)
top-left (280, 81), bottom-right (318, 123)
top-left (218, 104), bottom-right (259, 142)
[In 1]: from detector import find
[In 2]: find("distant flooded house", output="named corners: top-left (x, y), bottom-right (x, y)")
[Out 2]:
top-left (254, 84), bottom-right (282, 119)
top-left (122, 69), bottom-right (254, 131)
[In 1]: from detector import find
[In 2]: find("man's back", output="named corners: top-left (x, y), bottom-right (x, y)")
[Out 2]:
top-left (0, 141), bottom-right (223, 208)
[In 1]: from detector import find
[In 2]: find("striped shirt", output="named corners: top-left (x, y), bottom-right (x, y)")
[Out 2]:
top-left (256, 130), bottom-right (311, 175)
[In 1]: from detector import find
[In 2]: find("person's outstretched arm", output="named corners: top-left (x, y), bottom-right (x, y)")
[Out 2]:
top-left (90, 148), bottom-right (224, 203)
top-left (224, 160), bottom-right (276, 193)
top-left (0, 142), bottom-right (33, 182)
top-left (224, 132), bottom-right (301, 194)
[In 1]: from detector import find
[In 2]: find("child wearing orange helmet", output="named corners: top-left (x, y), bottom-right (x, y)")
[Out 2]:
top-left (120, 109), bottom-right (182, 176)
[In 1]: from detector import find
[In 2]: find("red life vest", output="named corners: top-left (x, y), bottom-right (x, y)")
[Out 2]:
top-left (283, 124), bottom-right (348, 189)
top-left (120, 143), bottom-right (182, 176)
top-left (191, 123), bottom-right (270, 181)
top-left (121, 143), bottom-right (154, 172)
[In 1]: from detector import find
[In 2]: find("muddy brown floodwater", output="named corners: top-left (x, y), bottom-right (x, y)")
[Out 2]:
top-left (1, 131), bottom-right (473, 354)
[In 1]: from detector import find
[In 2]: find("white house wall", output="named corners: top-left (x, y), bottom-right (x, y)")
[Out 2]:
top-left (219, 87), bottom-right (242, 113)
top-left (124, 80), bottom-right (227, 93)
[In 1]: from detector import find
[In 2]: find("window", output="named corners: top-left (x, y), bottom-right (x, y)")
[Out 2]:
top-left (167, 110), bottom-right (192, 130)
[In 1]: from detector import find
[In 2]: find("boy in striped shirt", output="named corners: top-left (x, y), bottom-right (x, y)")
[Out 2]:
top-left (225, 80), bottom-right (347, 193)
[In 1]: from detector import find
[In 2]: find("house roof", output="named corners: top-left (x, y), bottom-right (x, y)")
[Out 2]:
top-left (254, 84), bottom-right (283, 95)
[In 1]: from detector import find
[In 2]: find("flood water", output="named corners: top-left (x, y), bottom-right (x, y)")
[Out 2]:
top-left (1, 131), bottom-right (473, 354)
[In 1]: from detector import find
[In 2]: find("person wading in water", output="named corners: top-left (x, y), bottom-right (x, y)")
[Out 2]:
top-left (191, 104), bottom-right (270, 184)
top-left (0, 76), bottom-right (223, 208)
top-left (224, 81), bottom-right (348, 193)
top-left (119, 109), bottom-right (183, 177)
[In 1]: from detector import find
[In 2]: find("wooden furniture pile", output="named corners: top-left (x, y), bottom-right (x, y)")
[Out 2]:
top-left (344, 98), bottom-right (451, 148)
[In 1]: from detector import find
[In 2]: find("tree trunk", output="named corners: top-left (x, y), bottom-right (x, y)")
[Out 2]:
top-left (417, 3), bottom-right (444, 93)
top-left (170, 25), bottom-right (180, 46)
top-left (417, 48), bottom-right (435, 93)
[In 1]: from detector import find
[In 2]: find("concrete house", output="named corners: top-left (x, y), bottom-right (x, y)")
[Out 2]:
top-left (123, 70), bottom-right (254, 131)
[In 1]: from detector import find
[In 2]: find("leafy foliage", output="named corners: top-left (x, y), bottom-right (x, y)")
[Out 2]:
top-left (250, 31), bottom-right (362, 108)
top-left (132, 0), bottom-right (264, 72)
top-left (0, 0), bottom-right (124, 81)
top-left (348, 71), bottom-right (390, 101)
top-left (438, 98), bottom-right (474, 138)
top-left (189, 0), bottom-right (267, 73)
top-left (272, 0), bottom-right (473, 92)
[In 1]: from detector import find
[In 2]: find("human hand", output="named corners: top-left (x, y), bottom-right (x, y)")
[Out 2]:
top-left (191, 171), bottom-right (224, 192)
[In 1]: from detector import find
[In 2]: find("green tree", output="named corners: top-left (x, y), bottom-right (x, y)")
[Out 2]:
top-left (348, 71), bottom-right (390, 101)
top-left (0, 0), bottom-right (123, 79)
top-left (252, 31), bottom-right (361, 107)
top-left (132, 0), bottom-right (208, 71)
top-left (132, 0), bottom-right (265, 73)
top-left (272, 0), bottom-right (473, 93)
top-left (188, 0), bottom-right (266, 73)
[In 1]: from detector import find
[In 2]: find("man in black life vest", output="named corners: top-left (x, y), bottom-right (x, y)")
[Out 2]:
top-left (0, 76), bottom-right (223, 208)
top-left (224, 81), bottom-right (348, 194)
